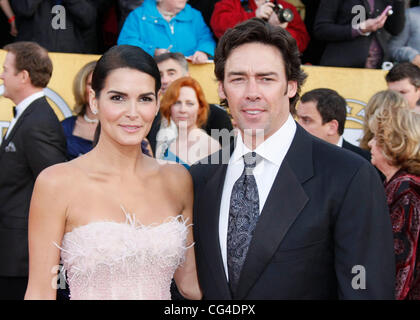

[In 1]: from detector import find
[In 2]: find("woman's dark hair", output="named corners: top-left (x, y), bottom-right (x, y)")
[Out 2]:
top-left (91, 45), bottom-right (161, 97)
top-left (214, 18), bottom-right (307, 113)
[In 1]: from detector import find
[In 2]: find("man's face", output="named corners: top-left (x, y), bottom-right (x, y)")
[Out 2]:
top-left (218, 42), bottom-right (297, 143)
top-left (296, 100), bottom-right (335, 143)
top-left (157, 58), bottom-right (187, 93)
top-left (387, 78), bottom-right (420, 110)
top-left (0, 52), bottom-right (22, 103)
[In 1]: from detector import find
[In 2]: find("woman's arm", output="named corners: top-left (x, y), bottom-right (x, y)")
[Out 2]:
top-left (0, 0), bottom-right (17, 36)
top-left (172, 166), bottom-right (202, 300)
top-left (24, 165), bottom-right (69, 300)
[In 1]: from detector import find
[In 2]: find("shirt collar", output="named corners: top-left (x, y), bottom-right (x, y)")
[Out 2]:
top-left (336, 135), bottom-right (344, 148)
top-left (15, 91), bottom-right (45, 118)
top-left (231, 114), bottom-right (297, 167)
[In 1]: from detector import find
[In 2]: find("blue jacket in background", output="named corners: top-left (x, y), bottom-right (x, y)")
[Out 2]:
top-left (117, 0), bottom-right (215, 57)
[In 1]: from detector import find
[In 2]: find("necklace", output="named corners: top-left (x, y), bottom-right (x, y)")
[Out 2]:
top-left (84, 114), bottom-right (98, 124)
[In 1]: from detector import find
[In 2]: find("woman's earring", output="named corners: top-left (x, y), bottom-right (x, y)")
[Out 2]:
top-left (92, 109), bottom-right (98, 115)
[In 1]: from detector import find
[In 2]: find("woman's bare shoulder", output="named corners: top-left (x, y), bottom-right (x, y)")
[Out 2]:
top-left (35, 158), bottom-right (87, 190)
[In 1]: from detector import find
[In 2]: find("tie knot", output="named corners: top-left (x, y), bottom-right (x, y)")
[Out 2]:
top-left (243, 152), bottom-right (261, 169)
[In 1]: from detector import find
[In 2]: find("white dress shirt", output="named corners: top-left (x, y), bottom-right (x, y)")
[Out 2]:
top-left (336, 135), bottom-right (343, 148)
top-left (5, 91), bottom-right (45, 140)
top-left (219, 114), bottom-right (297, 280)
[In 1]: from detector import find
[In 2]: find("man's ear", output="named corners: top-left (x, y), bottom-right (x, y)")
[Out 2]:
top-left (287, 80), bottom-right (298, 98)
top-left (218, 82), bottom-right (227, 100)
top-left (20, 70), bottom-right (30, 85)
top-left (326, 119), bottom-right (339, 136)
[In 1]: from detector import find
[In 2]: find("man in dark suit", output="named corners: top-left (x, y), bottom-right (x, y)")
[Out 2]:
top-left (296, 88), bottom-right (371, 161)
top-left (0, 41), bottom-right (67, 299)
top-left (190, 18), bottom-right (395, 299)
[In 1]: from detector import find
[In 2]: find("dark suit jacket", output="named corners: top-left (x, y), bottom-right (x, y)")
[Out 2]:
top-left (342, 139), bottom-right (371, 162)
top-left (314, 0), bottom-right (405, 67)
top-left (190, 124), bottom-right (395, 299)
top-left (0, 97), bottom-right (67, 277)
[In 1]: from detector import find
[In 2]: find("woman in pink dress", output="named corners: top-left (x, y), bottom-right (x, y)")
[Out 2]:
top-left (24, 45), bottom-right (202, 300)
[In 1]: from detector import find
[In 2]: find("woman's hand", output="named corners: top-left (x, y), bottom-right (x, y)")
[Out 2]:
top-left (188, 51), bottom-right (209, 64)
top-left (10, 20), bottom-right (17, 36)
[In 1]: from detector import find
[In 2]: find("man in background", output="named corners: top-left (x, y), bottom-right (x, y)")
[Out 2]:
top-left (386, 62), bottom-right (420, 112)
top-left (296, 88), bottom-right (371, 161)
top-left (0, 41), bottom-right (67, 299)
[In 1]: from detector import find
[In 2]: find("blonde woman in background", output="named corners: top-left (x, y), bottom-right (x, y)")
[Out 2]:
top-left (61, 61), bottom-right (98, 160)
top-left (368, 91), bottom-right (420, 300)
top-left (360, 90), bottom-right (409, 150)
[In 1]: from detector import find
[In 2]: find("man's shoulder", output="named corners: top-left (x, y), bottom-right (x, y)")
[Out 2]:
top-left (309, 134), bottom-right (371, 177)
top-left (342, 139), bottom-right (371, 161)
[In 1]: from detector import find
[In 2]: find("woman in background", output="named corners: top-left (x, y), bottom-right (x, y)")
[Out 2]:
top-left (360, 90), bottom-right (409, 150)
top-left (117, 0), bottom-right (215, 63)
top-left (368, 92), bottom-right (420, 299)
top-left (62, 61), bottom-right (98, 160)
top-left (158, 76), bottom-right (220, 168)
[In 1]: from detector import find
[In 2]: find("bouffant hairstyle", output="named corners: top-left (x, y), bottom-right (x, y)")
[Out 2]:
top-left (360, 90), bottom-right (409, 150)
top-left (160, 77), bottom-right (209, 128)
top-left (368, 95), bottom-right (420, 175)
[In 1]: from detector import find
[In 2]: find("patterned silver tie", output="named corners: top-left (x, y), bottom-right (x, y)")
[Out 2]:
top-left (227, 151), bottom-right (261, 295)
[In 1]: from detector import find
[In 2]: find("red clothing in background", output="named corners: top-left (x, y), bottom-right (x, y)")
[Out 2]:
top-left (385, 170), bottom-right (420, 300)
top-left (210, 0), bottom-right (309, 53)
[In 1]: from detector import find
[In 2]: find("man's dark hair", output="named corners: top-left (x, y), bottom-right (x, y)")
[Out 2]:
top-left (214, 18), bottom-right (307, 112)
top-left (385, 62), bottom-right (420, 88)
top-left (301, 88), bottom-right (347, 136)
top-left (4, 41), bottom-right (52, 88)
top-left (154, 52), bottom-right (189, 73)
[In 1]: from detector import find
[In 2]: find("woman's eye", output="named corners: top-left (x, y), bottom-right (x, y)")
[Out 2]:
top-left (111, 95), bottom-right (123, 101)
top-left (139, 96), bottom-right (153, 102)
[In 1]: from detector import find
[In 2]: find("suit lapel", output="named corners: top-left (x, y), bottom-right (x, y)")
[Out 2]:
top-left (1, 98), bottom-right (40, 149)
top-left (0, 102), bottom-right (36, 158)
top-left (235, 125), bottom-right (314, 299)
top-left (198, 159), bottom-right (232, 299)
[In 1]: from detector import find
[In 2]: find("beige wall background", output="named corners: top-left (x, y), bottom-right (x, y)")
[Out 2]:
top-left (0, 50), bottom-right (388, 145)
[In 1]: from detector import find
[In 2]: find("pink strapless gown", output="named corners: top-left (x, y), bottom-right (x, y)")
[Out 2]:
top-left (58, 214), bottom-right (189, 300)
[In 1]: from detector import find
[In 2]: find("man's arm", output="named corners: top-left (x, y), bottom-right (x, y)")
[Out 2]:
top-left (210, 0), bottom-right (255, 38)
top-left (334, 161), bottom-right (395, 299)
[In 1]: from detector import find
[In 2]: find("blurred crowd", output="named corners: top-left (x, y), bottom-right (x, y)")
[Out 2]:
top-left (0, 0), bottom-right (419, 68)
